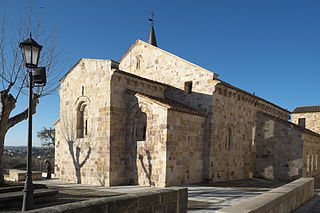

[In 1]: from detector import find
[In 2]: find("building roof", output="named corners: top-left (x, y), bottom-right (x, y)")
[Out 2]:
top-left (129, 90), bottom-right (207, 117)
top-left (218, 80), bottom-right (291, 114)
top-left (260, 112), bottom-right (320, 138)
top-left (292, 105), bottom-right (320, 113)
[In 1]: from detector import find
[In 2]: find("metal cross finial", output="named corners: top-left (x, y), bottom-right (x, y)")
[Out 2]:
top-left (148, 11), bottom-right (155, 25)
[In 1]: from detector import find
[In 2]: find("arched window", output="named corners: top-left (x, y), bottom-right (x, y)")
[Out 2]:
top-left (77, 102), bottom-right (88, 138)
top-left (135, 112), bottom-right (147, 141)
top-left (225, 128), bottom-right (233, 150)
top-left (135, 55), bottom-right (143, 70)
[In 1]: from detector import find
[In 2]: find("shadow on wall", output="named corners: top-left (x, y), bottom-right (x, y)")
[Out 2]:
top-left (125, 85), bottom-right (214, 186)
top-left (59, 113), bottom-right (93, 184)
top-left (138, 150), bottom-right (154, 186)
top-left (67, 141), bottom-right (91, 184)
top-left (254, 112), bottom-right (304, 181)
top-left (109, 72), bottom-right (222, 185)
top-left (125, 94), bottom-right (154, 186)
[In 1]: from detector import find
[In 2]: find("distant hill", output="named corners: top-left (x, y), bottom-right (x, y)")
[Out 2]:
top-left (5, 146), bottom-right (42, 150)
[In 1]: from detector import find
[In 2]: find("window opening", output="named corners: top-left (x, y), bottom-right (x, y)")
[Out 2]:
top-left (184, 81), bottom-right (193, 94)
top-left (134, 111), bottom-right (147, 141)
top-left (225, 128), bottom-right (233, 150)
top-left (142, 125), bottom-right (146, 140)
top-left (298, 118), bottom-right (306, 128)
top-left (84, 120), bottom-right (88, 136)
top-left (77, 103), bottom-right (88, 138)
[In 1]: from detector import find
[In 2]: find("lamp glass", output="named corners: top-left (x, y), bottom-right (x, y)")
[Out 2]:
top-left (23, 45), bottom-right (32, 65)
top-left (32, 46), bottom-right (40, 66)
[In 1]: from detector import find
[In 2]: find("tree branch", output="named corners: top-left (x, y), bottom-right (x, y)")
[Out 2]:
top-left (7, 94), bottom-right (39, 129)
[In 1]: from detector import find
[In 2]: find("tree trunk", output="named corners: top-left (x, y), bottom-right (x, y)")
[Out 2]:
top-left (0, 133), bottom-right (5, 185)
top-left (0, 90), bottom-right (39, 185)
top-left (0, 91), bottom-right (15, 185)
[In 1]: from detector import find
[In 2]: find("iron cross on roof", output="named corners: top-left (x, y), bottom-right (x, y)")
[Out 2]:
top-left (147, 11), bottom-right (157, 47)
top-left (148, 12), bottom-right (155, 25)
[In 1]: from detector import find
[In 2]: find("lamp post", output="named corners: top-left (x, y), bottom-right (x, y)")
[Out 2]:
top-left (20, 36), bottom-right (45, 211)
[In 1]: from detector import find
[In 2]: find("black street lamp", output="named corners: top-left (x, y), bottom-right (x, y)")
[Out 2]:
top-left (20, 37), bottom-right (42, 68)
top-left (20, 36), bottom-right (45, 211)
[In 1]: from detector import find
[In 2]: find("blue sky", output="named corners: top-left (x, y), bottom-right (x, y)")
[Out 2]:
top-left (2, 0), bottom-right (320, 146)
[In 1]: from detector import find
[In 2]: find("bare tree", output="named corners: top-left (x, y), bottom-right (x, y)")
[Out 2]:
top-left (37, 127), bottom-right (55, 158)
top-left (0, 4), bottom-right (65, 185)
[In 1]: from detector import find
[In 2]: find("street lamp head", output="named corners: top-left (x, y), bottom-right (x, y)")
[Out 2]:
top-left (20, 37), bottom-right (42, 68)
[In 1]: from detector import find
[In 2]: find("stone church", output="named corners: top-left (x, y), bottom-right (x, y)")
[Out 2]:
top-left (54, 25), bottom-right (320, 187)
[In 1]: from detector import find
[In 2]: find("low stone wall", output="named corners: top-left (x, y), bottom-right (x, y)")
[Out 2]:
top-left (6, 169), bottom-right (42, 182)
top-left (216, 178), bottom-right (314, 213)
top-left (27, 187), bottom-right (187, 213)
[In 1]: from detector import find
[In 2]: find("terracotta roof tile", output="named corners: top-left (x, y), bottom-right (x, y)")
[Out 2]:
top-left (292, 105), bottom-right (320, 113)
top-left (128, 90), bottom-right (207, 117)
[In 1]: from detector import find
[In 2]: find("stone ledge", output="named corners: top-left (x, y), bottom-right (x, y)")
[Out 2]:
top-left (216, 178), bottom-right (314, 213)
top-left (26, 187), bottom-right (188, 213)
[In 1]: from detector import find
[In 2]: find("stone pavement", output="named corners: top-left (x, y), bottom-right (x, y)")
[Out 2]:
top-left (33, 178), bottom-right (288, 212)
top-left (184, 178), bottom-right (287, 212)
top-left (293, 183), bottom-right (320, 213)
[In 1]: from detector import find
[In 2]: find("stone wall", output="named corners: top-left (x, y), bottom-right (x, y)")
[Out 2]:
top-left (110, 70), bottom-right (209, 187)
top-left (55, 59), bottom-right (114, 186)
top-left (27, 187), bottom-right (188, 213)
top-left (302, 133), bottom-right (320, 179)
top-left (166, 110), bottom-right (206, 185)
top-left (292, 111), bottom-right (320, 134)
top-left (119, 40), bottom-right (291, 183)
top-left (208, 82), bottom-right (291, 182)
top-left (127, 94), bottom-right (168, 187)
top-left (119, 40), bottom-right (217, 95)
top-left (209, 83), bottom-right (257, 182)
top-left (110, 71), bottom-right (168, 186)
top-left (255, 112), bottom-right (320, 181)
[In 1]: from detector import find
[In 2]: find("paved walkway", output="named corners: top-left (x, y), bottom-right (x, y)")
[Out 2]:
top-left (184, 178), bottom-right (287, 212)
top-left (33, 178), bottom-right (287, 212)
top-left (186, 185), bottom-right (268, 212)
top-left (293, 186), bottom-right (320, 213)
